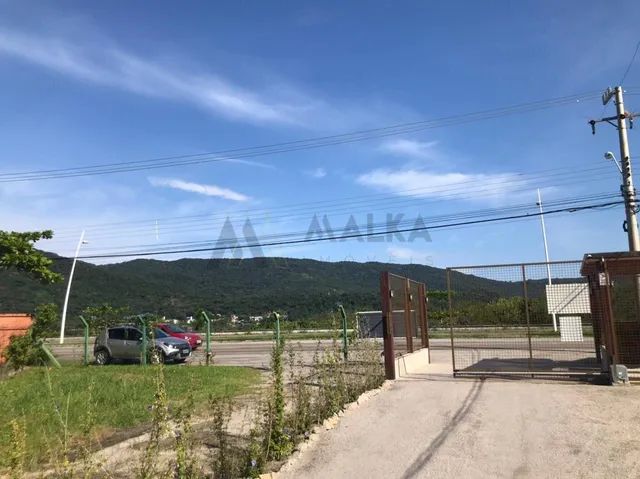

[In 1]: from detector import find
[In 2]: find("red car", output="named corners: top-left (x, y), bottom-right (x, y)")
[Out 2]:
top-left (155, 323), bottom-right (203, 349)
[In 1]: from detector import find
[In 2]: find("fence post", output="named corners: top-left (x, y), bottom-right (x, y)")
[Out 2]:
top-left (602, 260), bottom-right (620, 367)
top-left (381, 272), bottom-right (395, 380)
top-left (137, 315), bottom-right (147, 366)
top-left (272, 311), bottom-right (281, 345)
top-left (521, 265), bottom-right (534, 376)
top-left (338, 304), bottom-right (348, 361)
top-left (200, 311), bottom-right (212, 365)
top-left (420, 283), bottom-right (429, 357)
top-left (447, 268), bottom-right (457, 374)
top-left (79, 315), bottom-right (89, 366)
top-left (404, 278), bottom-right (414, 353)
top-left (39, 340), bottom-right (61, 368)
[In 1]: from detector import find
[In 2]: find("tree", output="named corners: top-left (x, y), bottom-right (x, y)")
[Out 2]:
top-left (0, 230), bottom-right (62, 283)
top-left (82, 304), bottom-right (131, 335)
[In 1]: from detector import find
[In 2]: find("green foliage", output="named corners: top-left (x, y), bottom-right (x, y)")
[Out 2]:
top-left (0, 365), bottom-right (260, 469)
top-left (81, 304), bottom-right (131, 334)
top-left (137, 366), bottom-right (169, 479)
top-left (8, 418), bottom-right (26, 479)
top-left (3, 335), bottom-right (43, 372)
top-left (0, 230), bottom-right (62, 284)
top-left (263, 335), bottom-right (291, 461)
top-left (0, 257), bottom-right (543, 328)
top-left (452, 297), bottom-right (548, 327)
top-left (31, 303), bottom-right (58, 338)
top-left (4, 303), bottom-right (59, 370)
top-left (210, 396), bottom-right (236, 479)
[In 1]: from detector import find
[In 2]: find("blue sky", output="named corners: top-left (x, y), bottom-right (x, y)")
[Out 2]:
top-left (0, 1), bottom-right (639, 268)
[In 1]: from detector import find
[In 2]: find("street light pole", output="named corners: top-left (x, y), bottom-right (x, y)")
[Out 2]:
top-left (59, 230), bottom-right (87, 344)
top-left (536, 189), bottom-right (557, 332)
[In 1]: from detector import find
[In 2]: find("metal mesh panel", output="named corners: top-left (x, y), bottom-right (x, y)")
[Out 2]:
top-left (580, 253), bottom-right (640, 375)
top-left (390, 274), bottom-right (409, 354)
top-left (448, 261), bottom-right (601, 376)
top-left (380, 271), bottom-right (429, 379)
top-left (409, 280), bottom-right (422, 349)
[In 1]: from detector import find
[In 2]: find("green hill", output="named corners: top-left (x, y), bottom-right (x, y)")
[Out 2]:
top-left (0, 256), bottom-right (532, 326)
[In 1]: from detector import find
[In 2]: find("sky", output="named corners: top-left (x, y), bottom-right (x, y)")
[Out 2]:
top-left (0, 1), bottom-right (640, 268)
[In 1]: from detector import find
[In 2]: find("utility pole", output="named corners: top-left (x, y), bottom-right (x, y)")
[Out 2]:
top-left (614, 86), bottom-right (640, 252)
top-left (590, 86), bottom-right (640, 252)
top-left (536, 189), bottom-right (557, 332)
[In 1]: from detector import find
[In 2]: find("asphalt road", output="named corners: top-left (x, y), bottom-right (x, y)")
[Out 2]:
top-left (49, 337), bottom-right (599, 372)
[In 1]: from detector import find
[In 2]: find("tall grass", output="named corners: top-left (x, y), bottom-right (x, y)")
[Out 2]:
top-left (0, 365), bottom-right (260, 470)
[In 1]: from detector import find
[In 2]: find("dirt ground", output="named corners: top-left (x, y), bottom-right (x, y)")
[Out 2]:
top-left (279, 356), bottom-right (640, 479)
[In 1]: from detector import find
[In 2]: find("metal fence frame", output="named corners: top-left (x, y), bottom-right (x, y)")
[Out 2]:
top-left (380, 271), bottom-right (429, 379)
top-left (582, 252), bottom-right (640, 375)
top-left (447, 260), bottom-right (602, 378)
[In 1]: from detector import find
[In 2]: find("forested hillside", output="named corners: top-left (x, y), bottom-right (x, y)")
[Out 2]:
top-left (0, 255), bottom-right (538, 327)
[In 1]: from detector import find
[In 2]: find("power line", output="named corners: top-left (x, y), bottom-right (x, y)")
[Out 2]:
top-left (621, 40), bottom-right (640, 86)
top-left (45, 164), bottom-right (617, 240)
top-left (47, 175), bottom-right (617, 245)
top-left (0, 91), bottom-right (600, 182)
top-left (61, 200), bottom-right (621, 260)
top-left (73, 193), bottom-right (619, 254)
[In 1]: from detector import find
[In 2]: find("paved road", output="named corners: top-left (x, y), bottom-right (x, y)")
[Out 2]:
top-left (49, 337), bottom-right (599, 373)
top-left (279, 367), bottom-right (640, 479)
top-left (49, 338), bottom-right (377, 368)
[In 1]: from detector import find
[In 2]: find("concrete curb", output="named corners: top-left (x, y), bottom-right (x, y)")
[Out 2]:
top-left (274, 380), bottom-right (393, 477)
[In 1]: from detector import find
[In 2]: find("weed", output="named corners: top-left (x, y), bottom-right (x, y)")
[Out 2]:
top-left (137, 365), bottom-right (170, 479)
top-left (8, 418), bottom-right (26, 479)
top-left (171, 395), bottom-right (200, 479)
top-left (210, 395), bottom-right (239, 479)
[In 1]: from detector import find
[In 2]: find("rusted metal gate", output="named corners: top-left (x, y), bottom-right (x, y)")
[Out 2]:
top-left (380, 272), bottom-right (429, 379)
top-left (446, 261), bottom-right (602, 378)
top-left (582, 252), bottom-right (640, 376)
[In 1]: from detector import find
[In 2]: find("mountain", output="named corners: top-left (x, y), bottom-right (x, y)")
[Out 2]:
top-left (0, 256), bottom-right (533, 326)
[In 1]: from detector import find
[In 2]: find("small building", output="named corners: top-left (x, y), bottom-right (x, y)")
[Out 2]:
top-left (581, 252), bottom-right (640, 370)
top-left (0, 313), bottom-right (32, 364)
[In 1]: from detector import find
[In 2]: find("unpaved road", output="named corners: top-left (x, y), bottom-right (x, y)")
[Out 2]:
top-left (280, 373), bottom-right (640, 479)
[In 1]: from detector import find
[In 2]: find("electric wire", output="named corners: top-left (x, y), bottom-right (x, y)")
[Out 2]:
top-left (52, 200), bottom-right (621, 260)
top-left (46, 164), bottom-right (617, 240)
top-left (0, 91), bottom-right (600, 182)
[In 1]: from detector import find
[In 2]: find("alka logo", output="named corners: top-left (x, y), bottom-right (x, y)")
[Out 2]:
top-left (210, 213), bottom-right (431, 261)
top-left (210, 217), bottom-right (265, 259)
top-left (306, 213), bottom-right (432, 243)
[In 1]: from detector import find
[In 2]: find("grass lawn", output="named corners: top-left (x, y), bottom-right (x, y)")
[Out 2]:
top-left (0, 364), bottom-right (261, 470)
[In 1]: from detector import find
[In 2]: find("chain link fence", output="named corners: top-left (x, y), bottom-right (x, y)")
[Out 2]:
top-left (447, 261), bottom-right (601, 377)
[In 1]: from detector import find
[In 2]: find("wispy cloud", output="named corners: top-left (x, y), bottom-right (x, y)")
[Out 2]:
top-left (0, 28), bottom-right (306, 125)
top-left (305, 167), bottom-right (327, 179)
top-left (356, 168), bottom-right (521, 200)
top-left (379, 139), bottom-right (439, 160)
top-left (148, 177), bottom-right (250, 202)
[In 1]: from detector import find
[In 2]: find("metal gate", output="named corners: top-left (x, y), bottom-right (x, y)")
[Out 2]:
top-left (446, 261), bottom-right (602, 377)
top-left (380, 272), bottom-right (429, 379)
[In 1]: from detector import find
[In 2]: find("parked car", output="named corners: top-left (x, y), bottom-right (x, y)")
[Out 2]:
top-left (94, 325), bottom-right (192, 365)
top-left (155, 323), bottom-right (203, 349)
